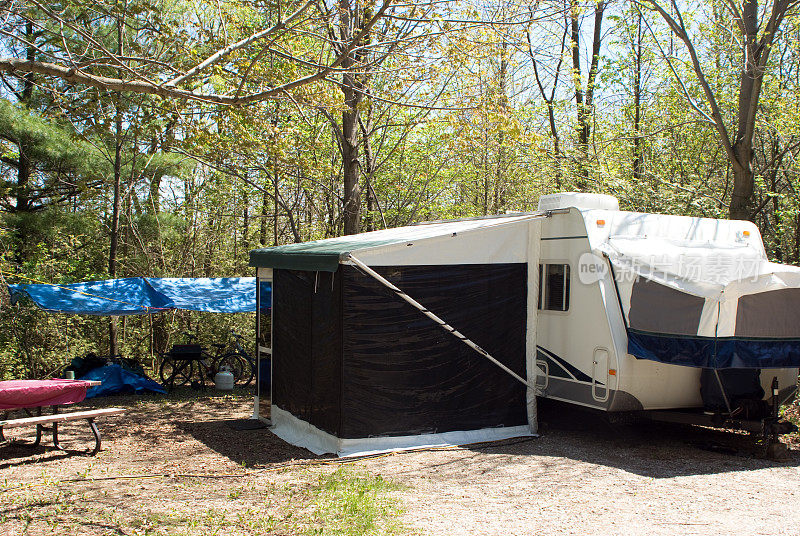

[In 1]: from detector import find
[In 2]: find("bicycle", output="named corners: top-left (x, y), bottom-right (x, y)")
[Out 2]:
top-left (158, 332), bottom-right (254, 389)
top-left (158, 335), bottom-right (216, 389)
top-left (215, 331), bottom-right (255, 387)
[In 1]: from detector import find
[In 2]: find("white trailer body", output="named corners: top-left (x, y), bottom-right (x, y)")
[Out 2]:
top-left (533, 193), bottom-right (798, 412)
top-left (250, 192), bottom-right (799, 456)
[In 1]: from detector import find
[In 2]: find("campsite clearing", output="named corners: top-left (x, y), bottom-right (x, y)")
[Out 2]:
top-left (1, 391), bottom-right (799, 536)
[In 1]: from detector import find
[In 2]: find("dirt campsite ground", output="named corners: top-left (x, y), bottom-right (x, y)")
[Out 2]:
top-left (1, 389), bottom-right (799, 536)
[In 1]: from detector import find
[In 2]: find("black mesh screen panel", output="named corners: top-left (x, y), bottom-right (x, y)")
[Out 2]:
top-left (272, 269), bottom-right (314, 424)
top-left (272, 269), bottom-right (342, 435)
top-left (309, 270), bottom-right (343, 435)
top-left (340, 263), bottom-right (528, 439)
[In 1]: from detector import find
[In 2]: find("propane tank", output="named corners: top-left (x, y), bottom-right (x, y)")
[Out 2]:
top-left (214, 366), bottom-right (235, 391)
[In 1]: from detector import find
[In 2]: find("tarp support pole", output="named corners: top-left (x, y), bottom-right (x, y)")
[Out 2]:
top-left (346, 254), bottom-right (538, 391)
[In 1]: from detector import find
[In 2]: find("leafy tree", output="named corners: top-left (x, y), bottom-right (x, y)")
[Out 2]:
top-left (641, 0), bottom-right (800, 220)
top-left (0, 100), bottom-right (107, 213)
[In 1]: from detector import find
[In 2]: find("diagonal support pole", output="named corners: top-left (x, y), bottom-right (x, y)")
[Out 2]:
top-left (346, 254), bottom-right (538, 392)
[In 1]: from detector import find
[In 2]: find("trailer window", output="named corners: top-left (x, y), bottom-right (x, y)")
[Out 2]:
top-left (538, 264), bottom-right (570, 312)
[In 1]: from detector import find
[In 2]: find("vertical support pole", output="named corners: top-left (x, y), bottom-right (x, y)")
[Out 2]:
top-left (252, 272), bottom-right (261, 420)
top-left (713, 369), bottom-right (733, 414)
top-left (149, 313), bottom-right (155, 372)
top-left (771, 376), bottom-right (780, 443)
top-left (88, 419), bottom-right (102, 455)
top-left (51, 405), bottom-right (62, 450)
top-left (526, 220), bottom-right (541, 435)
top-left (33, 406), bottom-right (43, 447)
top-left (269, 274), bottom-right (274, 423)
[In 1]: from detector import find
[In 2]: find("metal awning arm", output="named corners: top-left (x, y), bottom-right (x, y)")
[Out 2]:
top-left (346, 254), bottom-right (537, 392)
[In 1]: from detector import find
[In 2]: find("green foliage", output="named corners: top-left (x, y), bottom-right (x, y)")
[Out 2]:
top-left (0, 100), bottom-right (107, 179)
top-left (0, 99), bottom-right (110, 211)
top-left (3, 0), bottom-right (800, 379)
top-left (304, 467), bottom-right (406, 536)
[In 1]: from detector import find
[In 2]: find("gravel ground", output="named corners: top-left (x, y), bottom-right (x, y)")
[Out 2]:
top-left (1, 392), bottom-right (798, 536)
top-left (363, 401), bottom-right (800, 536)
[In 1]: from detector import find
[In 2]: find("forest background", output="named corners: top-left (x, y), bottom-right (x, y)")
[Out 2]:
top-left (1, 0), bottom-right (799, 379)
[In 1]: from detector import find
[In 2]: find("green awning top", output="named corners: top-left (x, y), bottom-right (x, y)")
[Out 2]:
top-left (249, 235), bottom-right (412, 272)
top-left (249, 214), bottom-right (536, 272)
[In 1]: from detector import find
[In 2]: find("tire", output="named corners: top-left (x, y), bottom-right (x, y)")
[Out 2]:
top-left (215, 353), bottom-right (254, 387)
top-left (236, 354), bottom-right (255, 387)
top-left (160, 358), bottom-right (195, 387)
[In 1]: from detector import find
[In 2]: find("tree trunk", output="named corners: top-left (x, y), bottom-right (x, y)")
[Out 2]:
top-left (147, 119), bottom-right (175, 214)
top-left (341, 96), bottom-right (362, 235)
top-left (335, 0), bottom-right (368, 235)
top-left (16, 146), bottom-right (31, 213)
top-left (770, 165), bottom-right (782, 261)
top-left (242, 188), bottom-right (250, 255)
top-left (260, 179), bottom-right (269, 246)
top-left (108, 21), bottom-right (124, 356)
top-left (273, 160), bottom-right (279, 245)
top-left (729, 144), bottom-right (754, 220)
top-left (570, 1), bottom-right (605, 189)
top-left (632, 12), bottom-right (644, 182)
top-left (495, 42), bottom-right (508, 213)
top-left (795, 212), bottom-right (800, 264)
top-left (570, 4), bottom-right (587, 184)
top-left (528, 24), bottom-right (566, 188)
top-left (14, 22), bottom-right (35, 215)
top-left (647, 0), bottom-right (791, 222)
top-left (728, 0), bottom-right (760, 221)
top-left (108, 116), bottom-right (122, 356)
top-left (361, 110), bottom-right (377, 232)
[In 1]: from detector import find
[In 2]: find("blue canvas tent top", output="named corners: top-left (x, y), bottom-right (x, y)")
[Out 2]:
top-left (8, 277), bottom-right (271, 315)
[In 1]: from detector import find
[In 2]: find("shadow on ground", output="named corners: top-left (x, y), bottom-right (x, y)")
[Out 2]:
top-left (11, 389), bottom-right (792, 476)
top-left (0, 444), bottom-right (74, 468)
top-left (177, 408), bottom-right (327, 467)
top-left (177, 397), bottom-right (800, 477)
top-left (450, 398), bottom-right (800, 479)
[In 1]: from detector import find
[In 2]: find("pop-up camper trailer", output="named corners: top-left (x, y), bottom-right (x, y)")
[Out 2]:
top-left (250, 193), bottom-right (799, 456)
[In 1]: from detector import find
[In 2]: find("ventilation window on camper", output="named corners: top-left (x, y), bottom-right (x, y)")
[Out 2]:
top-left (538, 264), bottom-right (570, 311)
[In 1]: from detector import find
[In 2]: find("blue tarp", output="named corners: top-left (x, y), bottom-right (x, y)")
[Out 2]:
top-left (8, 277), bottom-right (271, 315)
top-left (81, 364), bottom-right (167, 398)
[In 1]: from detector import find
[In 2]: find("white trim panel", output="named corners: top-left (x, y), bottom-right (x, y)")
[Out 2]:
top-left (271, 406), bottom-right (534, 457)
top-left (354, 219), bottom-right (531, 266)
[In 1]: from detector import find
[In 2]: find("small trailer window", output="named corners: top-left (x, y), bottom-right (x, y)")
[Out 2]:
top-left (538, 264), bottom-right (570, 311)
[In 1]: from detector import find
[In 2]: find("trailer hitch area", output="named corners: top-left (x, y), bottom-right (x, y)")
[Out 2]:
top-left (762, 377), bottom-right (795, 461)
top-left (766, 419), bottom-right (797, 437)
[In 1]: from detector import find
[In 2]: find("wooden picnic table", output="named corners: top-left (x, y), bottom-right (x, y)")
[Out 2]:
top-left (0, 379), bottom-right (125, 456)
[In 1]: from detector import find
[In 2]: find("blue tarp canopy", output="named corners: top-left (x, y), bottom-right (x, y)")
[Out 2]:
top-left (8, 277), bottom-right (271, 315)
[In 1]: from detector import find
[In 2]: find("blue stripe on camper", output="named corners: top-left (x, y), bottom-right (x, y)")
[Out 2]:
top-left (536, 346), bottom-right (594, 383)
top-left (627, 329), bottom-right (800, 368)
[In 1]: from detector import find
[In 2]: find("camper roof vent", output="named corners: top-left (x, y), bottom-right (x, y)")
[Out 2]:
top-left (537, 192), bottom-right (620, 212)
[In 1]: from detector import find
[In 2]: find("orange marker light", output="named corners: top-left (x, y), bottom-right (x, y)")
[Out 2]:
top-left (743, 230), bottom-right (751, 237)
top-left (608, 369), bottom-right (617, 376)
top-left (597, 219), bottom-right (606, 227)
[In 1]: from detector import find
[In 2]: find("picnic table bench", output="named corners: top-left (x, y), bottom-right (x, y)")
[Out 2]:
top-left (0, 379), bottom-right (126, 456)
top-left (0, 407), bottom-right (126, 455)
